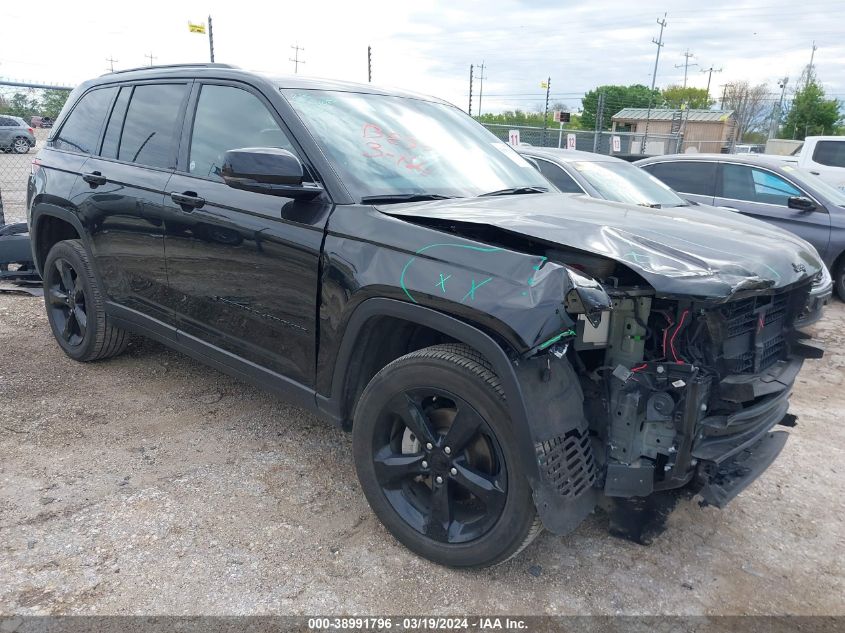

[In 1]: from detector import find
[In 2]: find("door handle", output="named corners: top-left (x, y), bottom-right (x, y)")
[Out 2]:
top-left (82, 171), bottom-right (107, 187)
top-left (170, 191), bottom-right (205, 210)
top-left (717, 205), bottom-right (738, 211)
top-left (810, 170), bottom-right (820, 175)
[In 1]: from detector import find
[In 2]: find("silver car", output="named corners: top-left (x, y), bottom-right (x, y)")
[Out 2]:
top-left (0, 115), bottom-right (36, 154)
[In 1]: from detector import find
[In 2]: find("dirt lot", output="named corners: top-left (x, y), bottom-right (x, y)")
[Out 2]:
top-left (0, 292), bottom-right (843, 616)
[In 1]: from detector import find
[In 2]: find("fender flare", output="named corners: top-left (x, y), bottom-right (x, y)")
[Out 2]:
top-left (29, 203), bottom-right (89, 276)
top-left (316, 297), bottom-right (541, 481)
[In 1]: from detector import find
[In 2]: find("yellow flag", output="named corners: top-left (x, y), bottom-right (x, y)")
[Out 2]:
top-left (540, 81), bottom-right (549, 89)
top-left (188, 22), bottom-right (206, 34)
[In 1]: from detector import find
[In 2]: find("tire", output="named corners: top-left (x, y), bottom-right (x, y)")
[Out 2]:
top-left (352, 343), bottom-right (542, 567)
top-left (12, 137), bottom-right (30, 154)
top-left (43, 239), bottom-right (129, 362)
top-left (834, 258), bottom-right (845, 301)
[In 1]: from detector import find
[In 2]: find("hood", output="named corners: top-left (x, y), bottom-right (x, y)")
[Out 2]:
top-left (383, 193), bottom-right (822, 299)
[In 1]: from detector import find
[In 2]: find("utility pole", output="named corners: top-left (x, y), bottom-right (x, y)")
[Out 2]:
top-left (643, 14), bottom-right (667, 154)
top-left (650, 13), bottom-right (667, 91)
top-left (105, 56), bottom-right (118, 73)
top-left (367, 46), bottom-right (372, 82)
top-left (476, 61), bottom-right (486, 117)
top-left (290, 43), bottom-right (305, 74)
top-left (468, 64), bottom-right (474, 116)
top-left (593, 91), bottom-right (605, 153)
top-left (145, 52), bottom-right (157, 67)
top-left (769, 76), bottom-right (789, 139)
top-left (542, 77), bottom-right (551, 146)
top-left (208, 15), bottom-right (215, 63)
top-left (674, 49), bottom-right (697, 89)
top-left (806, 40), bottom-right (818, 86)
top-left (700, 65), bottom-right (722, 102)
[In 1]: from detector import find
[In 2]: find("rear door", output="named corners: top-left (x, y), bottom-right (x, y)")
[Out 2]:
top-left (161, 81), bottom-right (332, 387)
top-left (638, 160), bottom-right (717, 205)
top-left (0, 116), bottom-right (13, 147)
top-left (714, 162), bottom-right (831, 257)
top-left (805, 140), bottom-right (845, 190)
top-left (75, 81), bottom-right (190, 324)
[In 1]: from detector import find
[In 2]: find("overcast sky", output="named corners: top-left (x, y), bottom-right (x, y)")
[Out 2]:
top-left (2, 0), bottom-right (842, 114)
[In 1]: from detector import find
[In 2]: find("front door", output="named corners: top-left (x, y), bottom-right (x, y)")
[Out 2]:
top-left (162, 82), bottom-right (331, 387)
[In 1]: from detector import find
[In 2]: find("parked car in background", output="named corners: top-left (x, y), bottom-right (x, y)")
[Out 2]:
top-left (521, 148), bottom-right (832, 321)
top-left (0, 115), bottom-right (37, 153)
top-left (636, 154), bottom-right (844, 299)
top-left (776, 136), bottom-right (845, 191)
top-left (30, 116), bottom-right (54, 129)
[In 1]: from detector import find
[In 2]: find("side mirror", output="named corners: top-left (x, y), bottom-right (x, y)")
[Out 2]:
top-left (221, 147), bottom-right (323, 200)
top-left (787, 196), bottom-right (816, 212)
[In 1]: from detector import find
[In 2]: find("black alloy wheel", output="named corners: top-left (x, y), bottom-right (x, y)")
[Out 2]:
top-left (46, 257), bottom-right (88, 347)
top-left (372, 388), bottom-right (508, 544)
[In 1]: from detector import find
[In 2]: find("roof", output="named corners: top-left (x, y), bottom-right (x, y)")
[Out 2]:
top-left (516, 147), bottom-right (626, 164)
top-left (611, 108), bottom-right (734, 123)
top-left (86, 63), bottom-right (448, 104)
top-left (634, 153), bottom-right (800, 169)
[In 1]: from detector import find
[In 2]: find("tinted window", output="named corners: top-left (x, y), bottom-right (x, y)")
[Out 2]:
top-left (189, 84), bottom-right (295, 180)
top-left (0, 117), bottom-right (15, 126)
top-left (100, 86), bottom-right (131, 159)
top-left (812, 141), bottom-right (845, 168)
top-left (641, 161), bottom-right (717, 196)
top-left (533, 158), bottom-right (583, 193)
top-left (54, 87), bottom-right (117, 154)
top-left (722, 164), bottom-right (801, 206)
top-left (118, 84), bottom-right (187, 168)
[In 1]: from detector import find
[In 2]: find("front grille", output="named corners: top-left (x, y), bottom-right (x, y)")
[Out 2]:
top-left (716, 288), bottom-right (802, 374)
top-left (536, 429), bottom-right (597, 499)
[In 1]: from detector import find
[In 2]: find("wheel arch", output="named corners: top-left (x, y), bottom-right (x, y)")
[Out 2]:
top-left (30, 204), bottom-right (86, 276)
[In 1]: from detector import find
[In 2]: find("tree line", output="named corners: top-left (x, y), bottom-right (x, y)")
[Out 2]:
top-left (0, 89), bottom-right (71, 121)
top-left (477, 75), bottom-right (842, 141)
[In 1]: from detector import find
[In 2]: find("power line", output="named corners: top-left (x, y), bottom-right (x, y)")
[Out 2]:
top-left (290, 43), bottom-right (305, 74)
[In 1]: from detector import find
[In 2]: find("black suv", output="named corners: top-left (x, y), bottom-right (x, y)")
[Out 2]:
top-left (28, 64), bottom-right (825, 567)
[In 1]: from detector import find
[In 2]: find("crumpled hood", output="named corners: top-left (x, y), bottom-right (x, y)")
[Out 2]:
top-left (383, 193), bottom-right (822, 298)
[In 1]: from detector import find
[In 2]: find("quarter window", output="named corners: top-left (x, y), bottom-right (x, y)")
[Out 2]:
top-left (640, 161), bottom-right (717, 196)
top-left (189, 84), bottom-right (295, 180)
top-left (100, 86), bottom-right (131, 159)
top-left (118, 84), bottom-right (187, 169)
top-left (53, 87), bottom-right (117, 154)
top-left (812, 141), bottom-right (845, 168)
top-left (533, 158), bottom-right (583, 193)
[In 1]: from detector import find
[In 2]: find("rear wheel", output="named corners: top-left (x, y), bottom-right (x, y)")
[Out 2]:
top-left (352, 344), bottom-right (541, 567)
top-left (12, 137), bottom-right (30, 154)
top-left (43, 240), bottom-right (129, 361)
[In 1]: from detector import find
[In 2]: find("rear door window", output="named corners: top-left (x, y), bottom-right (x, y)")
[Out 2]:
top-left (53, 87), bottom-right (117, 154)
top-left (532, 158), bottom-right (583, 193)
top-left (812, 141), bottom-right (845, 168)
top-left (722, 163), bottom-right (801, 206)
top-left (118, 83), bottom-right (188, 169)
top-left (640, 161), bottom-right (717, 196)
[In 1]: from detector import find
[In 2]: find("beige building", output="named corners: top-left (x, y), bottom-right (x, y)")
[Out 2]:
top-left (610, 108), bottom-right (738, 154)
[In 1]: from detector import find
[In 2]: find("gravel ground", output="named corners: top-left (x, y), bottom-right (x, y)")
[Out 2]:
top-left (0, 292), bottom-right (843, 616)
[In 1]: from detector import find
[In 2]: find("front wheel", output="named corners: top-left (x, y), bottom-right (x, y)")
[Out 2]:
top-left (834, 258), bottom-right (845, 301)
top-left (352, 344), bottom-right (541, 567)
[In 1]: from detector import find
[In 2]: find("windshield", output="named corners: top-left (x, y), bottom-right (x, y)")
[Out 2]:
top-left (281, 89), bottom-right (548, 201)
top-left (570, 160), bottom-right (688, 207)
top-left (783, 164), bottom-right (845, 206)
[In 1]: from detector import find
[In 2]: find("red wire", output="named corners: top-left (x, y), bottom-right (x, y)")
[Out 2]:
top-left (670, 309), bottom-right (690, 364)
top-left (631, 363), bottom-right (648, 372)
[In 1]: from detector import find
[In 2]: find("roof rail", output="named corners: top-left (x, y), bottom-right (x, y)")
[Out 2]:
top-left (102, 63), bottom-right (238, 76)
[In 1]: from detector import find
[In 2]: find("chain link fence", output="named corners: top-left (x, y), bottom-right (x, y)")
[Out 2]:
top-left (0, 127), bottom-right (47, 226)
top-left (480, 123), bottom-right (729, 156)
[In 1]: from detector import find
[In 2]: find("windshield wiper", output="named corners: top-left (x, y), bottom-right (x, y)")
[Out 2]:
top-left (361, 193), bottom-right (457, 204)
top-left (478, 186), bottom-right (548, 197)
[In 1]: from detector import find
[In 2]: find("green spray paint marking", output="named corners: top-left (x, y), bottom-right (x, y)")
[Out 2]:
top-left (538, 329), bottom-right (577, 350)
top-left (527, 256), bottom-right (548, 286)
top-left (435, 273), bottom-right (452, 292)
top-left (625, 251), bottom-right (651, 264)
top-left (461, 277), bottom-right (493, 303)
top-left (400, 243), bottom-right (502, 303)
